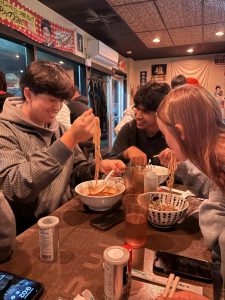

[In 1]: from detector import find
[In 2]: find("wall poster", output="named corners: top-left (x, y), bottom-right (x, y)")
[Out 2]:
top-left (140, 71), bottom-right (147, 86)
top-left (215, 55), bottom-right (225, 66)
top-left (77, 33), bottom-right (83, 53)
top-left (151, 64), bottom-right (167, 81)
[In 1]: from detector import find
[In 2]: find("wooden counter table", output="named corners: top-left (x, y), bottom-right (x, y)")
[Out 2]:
top-left (0, 197), bottom-right (213, 299)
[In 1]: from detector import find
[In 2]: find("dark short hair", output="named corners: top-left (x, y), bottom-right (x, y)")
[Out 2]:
top-left (134, 81), bottom-right (170, 112)
top-left (0, 71), bottom-right (7, 91)
top-left (20, 60), bottom-right (73, 100)
top-left (171, 74), bottom-right (187, 89)
top-left (41, 19), bottom-right (52, 33)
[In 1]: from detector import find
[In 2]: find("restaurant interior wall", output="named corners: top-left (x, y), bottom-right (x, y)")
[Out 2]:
top-left (126, 58), bottom-right (136, 107)
top-left (133, 54), bottom-right (225, 96)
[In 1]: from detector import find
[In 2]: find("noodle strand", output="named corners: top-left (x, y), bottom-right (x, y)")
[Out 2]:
top-left (93, 117), bottom-right (102, 184)
top-left (166, 151), bottom-right (177, 198)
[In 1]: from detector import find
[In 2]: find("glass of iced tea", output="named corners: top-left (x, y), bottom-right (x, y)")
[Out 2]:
top-left (123, 194), bottom-right (149, 248)
top-left (123, 166), bottom-right (148, 194)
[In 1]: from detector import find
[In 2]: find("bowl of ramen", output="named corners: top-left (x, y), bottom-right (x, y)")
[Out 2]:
top-left (75, 179), bottom-right (125, 211)
top-left (139, 192), bottom-right (189, 228)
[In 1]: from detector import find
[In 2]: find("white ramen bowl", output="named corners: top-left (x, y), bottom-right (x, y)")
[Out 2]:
top-left (147, 165), bottom-right (170, 184)
top-left (75, 179), bottom-right (125, 211)
top-left (139, 192), bottom-right (189, 228)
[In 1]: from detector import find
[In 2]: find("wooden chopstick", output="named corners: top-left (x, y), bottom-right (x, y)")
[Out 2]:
top-left (169, 276), bottom-right (180, 297)
top-left (163, 273), bottom-right (175, 297)
top-left (163, 273), bottom-right (180, 298)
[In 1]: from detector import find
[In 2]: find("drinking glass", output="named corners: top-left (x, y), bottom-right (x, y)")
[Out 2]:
top-left (123, 166), bottom-right (148, 194)
top-left (123, 194), bottom-right (149, 248)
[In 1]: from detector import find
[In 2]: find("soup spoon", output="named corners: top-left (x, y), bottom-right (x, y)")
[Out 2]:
top-left (90, 170), bottom-right (114, 195)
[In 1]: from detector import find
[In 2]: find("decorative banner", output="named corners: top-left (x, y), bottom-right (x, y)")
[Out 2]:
top-left (214, 54), bottom-right (225, 66)
top-left (0, 0), bottom-right (75, 53)
top-left (151, 64), bottom-right (167, 81)
top-left (140, 71), bottom-right (147, 86)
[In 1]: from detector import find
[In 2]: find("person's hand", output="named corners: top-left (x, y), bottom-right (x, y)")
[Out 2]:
top-left (155, 291), bottom-right (209, 300)
top-left (123, 146), bottom-right (147, 166)
top-left (61, 109), bottom-right (95, 150)
top-left (70, 109), bottom-right (95, 143)
top-left (99, 159), bottom-right (126, 175)
top-left (158, 148), bottom-right (173, 167)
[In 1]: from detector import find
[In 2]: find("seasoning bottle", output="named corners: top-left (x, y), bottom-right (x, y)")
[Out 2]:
top-left (38, 216), bottom-right (59, 263)
top-left (144, 171), bottom-right (158, 192)
top-left (103, 246), bottom-right (131, 300)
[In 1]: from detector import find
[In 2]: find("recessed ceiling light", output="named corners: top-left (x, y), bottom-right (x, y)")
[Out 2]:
top-left (153, 38), bottom-right (160, 43)
top-left (16, 54), bottom-right (20, 58)
top-left (215, 31), bottom-right (224, 36)
top-left (59, 61), bottom-right (64, 64)
top-left (126, 50), bottom-right (132, 55)
top-left (187, 48), bottom-right (194, 53)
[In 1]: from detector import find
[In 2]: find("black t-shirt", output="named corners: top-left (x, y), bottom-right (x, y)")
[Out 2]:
top-left (109, 119), bottom-right (167, 164)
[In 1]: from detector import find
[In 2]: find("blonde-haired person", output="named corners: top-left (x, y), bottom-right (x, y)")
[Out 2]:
top-left (157, 84), bottom-right (225, 299)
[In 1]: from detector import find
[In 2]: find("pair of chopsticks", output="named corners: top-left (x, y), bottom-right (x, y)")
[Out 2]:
top-left (163, 274), bottom-right (180, 298)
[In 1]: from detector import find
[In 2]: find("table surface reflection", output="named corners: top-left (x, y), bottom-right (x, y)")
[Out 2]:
top-left (0, 197), bottom-right (213, 299)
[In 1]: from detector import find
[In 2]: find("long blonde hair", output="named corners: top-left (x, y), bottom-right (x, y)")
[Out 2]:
top-left (157, 84), bottom-right (225, 190)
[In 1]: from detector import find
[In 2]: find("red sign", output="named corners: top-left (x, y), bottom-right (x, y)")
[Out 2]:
top-left (0, 0), bottom-right (75, 53)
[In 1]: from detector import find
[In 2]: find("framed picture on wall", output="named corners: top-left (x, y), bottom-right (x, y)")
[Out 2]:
top-left (140, 71), bottom-right (147, 86)
top-left (77, 33), bottom-right (83, 53)
top-left (151, 64), bottom-right (167, 81)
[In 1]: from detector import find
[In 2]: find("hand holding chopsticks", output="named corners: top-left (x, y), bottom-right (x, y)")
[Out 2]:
top-left (163, 274), bottom-right (180, 298)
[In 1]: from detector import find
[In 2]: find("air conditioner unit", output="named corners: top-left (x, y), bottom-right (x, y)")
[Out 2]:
top-left (88, 40), bottom-right (119, 67)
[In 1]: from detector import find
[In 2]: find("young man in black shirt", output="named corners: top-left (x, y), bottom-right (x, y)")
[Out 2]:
top-left (109, 81), bottom-right (170, 166)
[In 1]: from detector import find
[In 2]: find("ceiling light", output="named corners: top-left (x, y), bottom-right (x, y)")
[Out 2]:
top-left (59, 61), bottom-right (64, 64)
top-left (215, 31), bottom-right (224, 36)
top-left (153, 38), bottom-right (160, 43)
top-left (126, 50), bottom-right (132, 55)
top-left (16, 54), bottom-right (20, 58)
top-left (187, 48), bottom-right (194, 53)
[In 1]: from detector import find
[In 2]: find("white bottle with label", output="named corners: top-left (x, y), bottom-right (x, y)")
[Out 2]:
top-left (144, 171), bottom-right (158, 192)
top-left (38, 216), bottom-right (59, 263)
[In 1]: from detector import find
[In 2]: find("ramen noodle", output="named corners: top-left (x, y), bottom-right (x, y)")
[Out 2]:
top-left (166, 151), bottom-right (177, 196)
top-left (149, 202), bottom-right (177, 211)
top-left (93, 117), bottom-right (102, 185)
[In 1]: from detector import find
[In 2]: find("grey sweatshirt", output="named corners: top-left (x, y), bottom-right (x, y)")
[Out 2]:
top-left (176, 161), bottom-right (225, 296)
top-left (0, 192), bottom-right (16, 262)
top-left (175, 160), bottom-right (210, 198)
top-left (199, 184), bottom-right (225, 298)
top-left (0, 98), bottom-right (95, 231)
